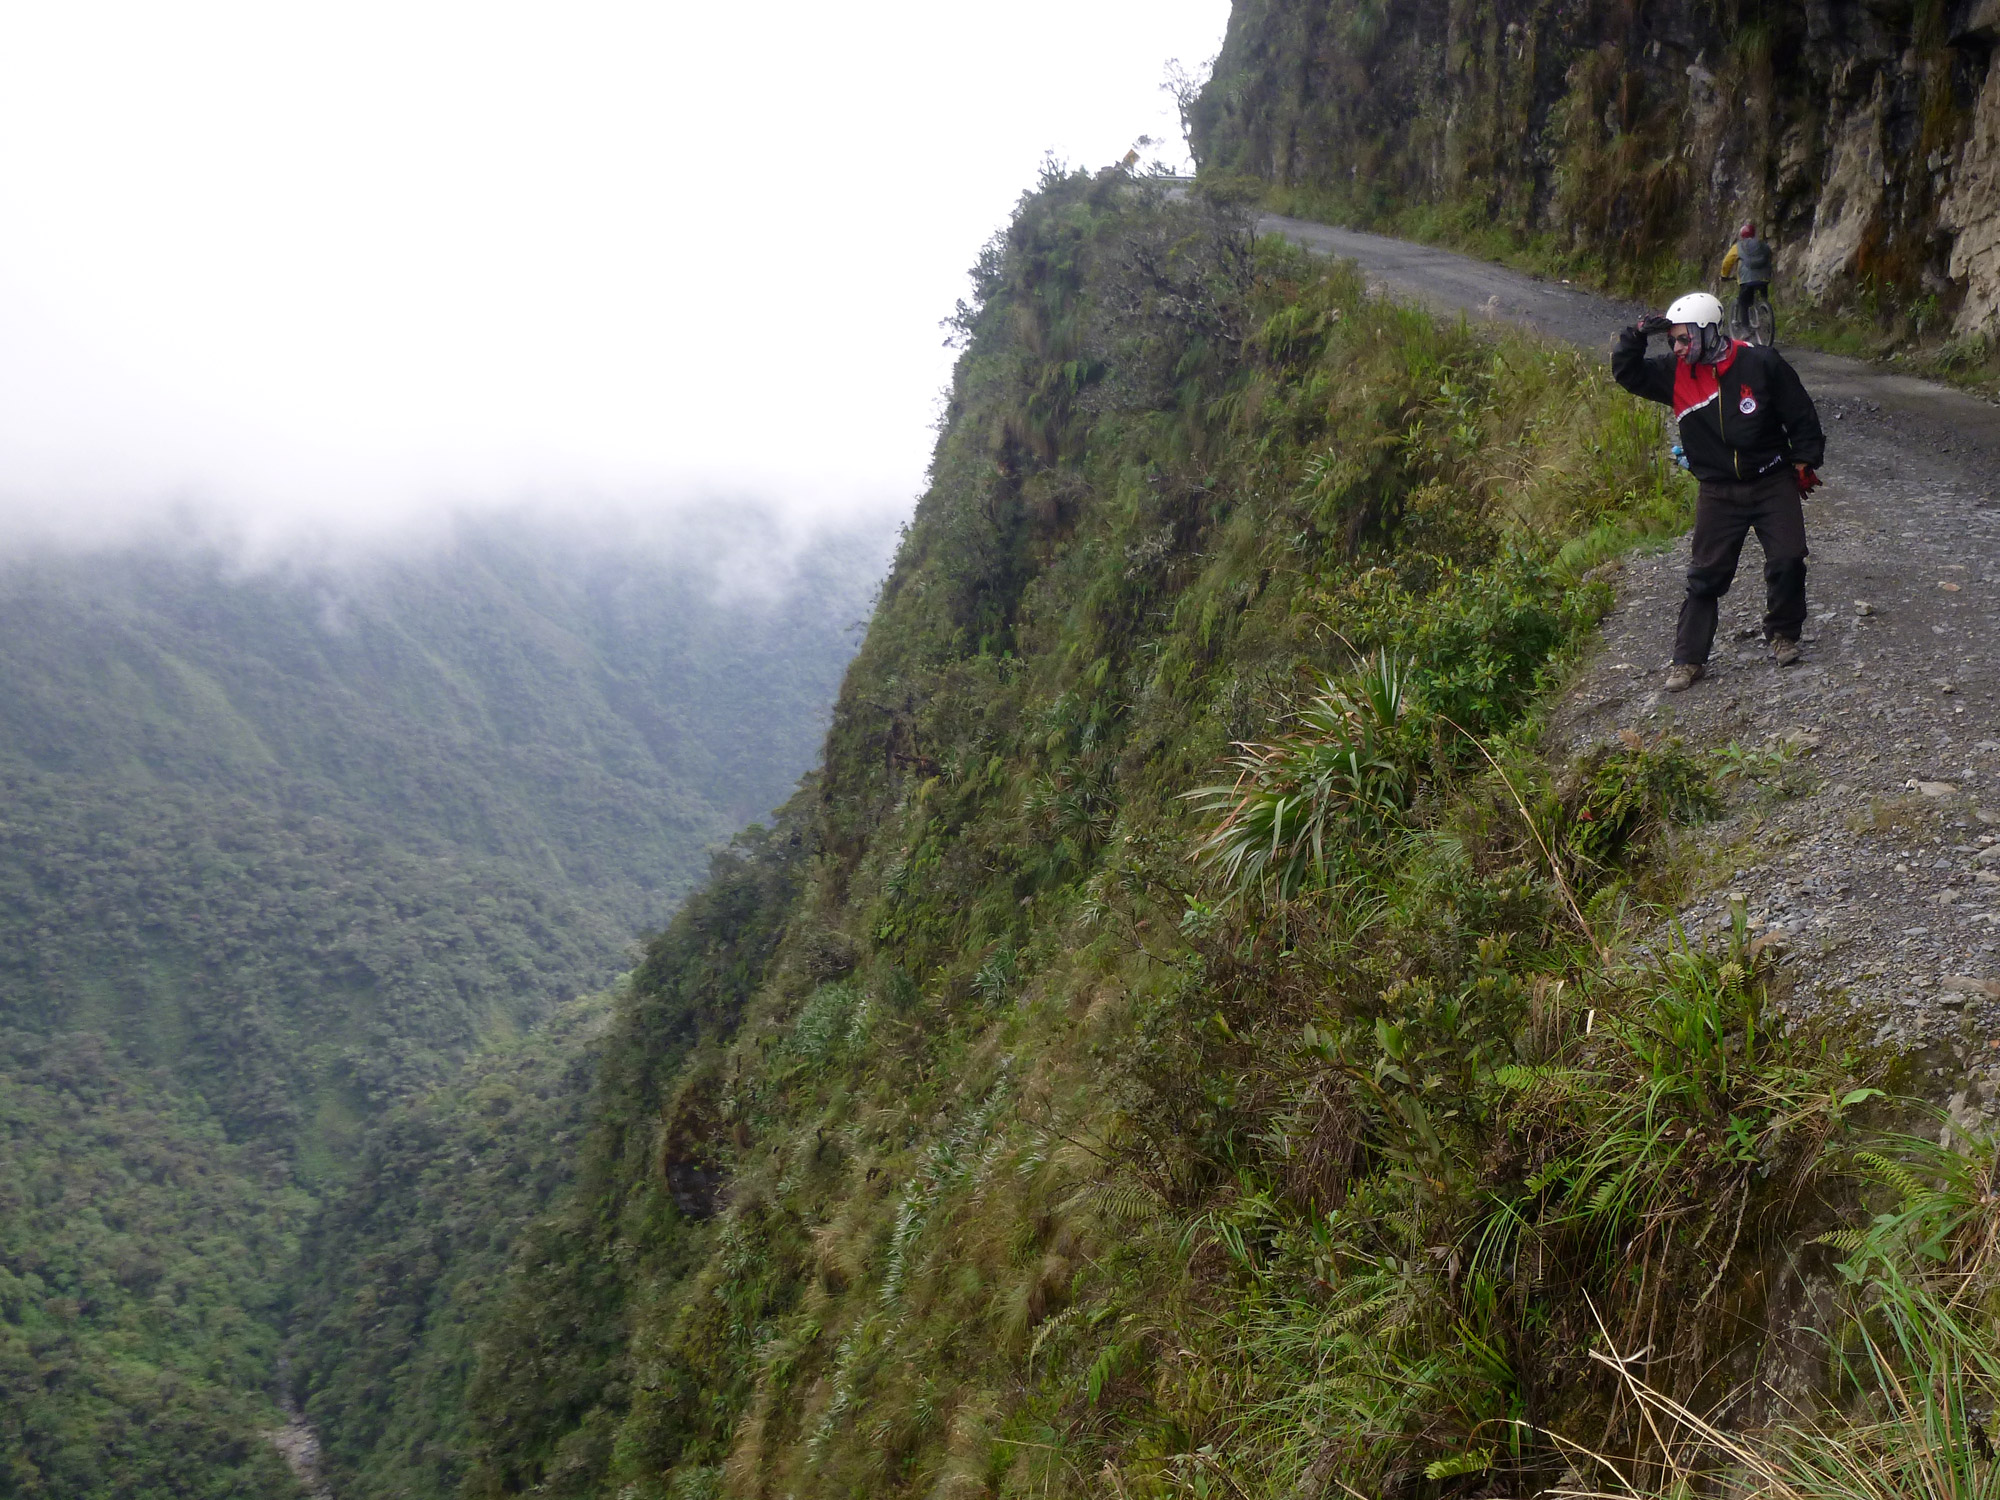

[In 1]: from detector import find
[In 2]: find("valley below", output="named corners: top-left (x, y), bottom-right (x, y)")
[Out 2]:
top-left (0, 507), bottom-right (889, 1497)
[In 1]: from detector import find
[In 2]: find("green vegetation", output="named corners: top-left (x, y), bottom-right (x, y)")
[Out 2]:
top-left (1185, 652), bottom-right (1415, 899)
top-left (435, 168), bottom-right (1996, 1499)
top-left (0, 1031), bottom-right (309, 1497)
top-left (289, 995), bottom-right (614, 1499)
top-left (0, 516), bottom-right (884, 1142)
top-left (1562, 1122), bottom-right (2000, 1500)
top-left (0, 511), bottom-right (882, 1495)
top-left (459, 816), bottom-right (807, 1496)
top-left (0, 767), bottom-right (626, 1149)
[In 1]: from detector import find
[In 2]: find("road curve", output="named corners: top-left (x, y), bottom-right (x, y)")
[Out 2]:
top-left (1258, 212), bottom-right (2000, 464)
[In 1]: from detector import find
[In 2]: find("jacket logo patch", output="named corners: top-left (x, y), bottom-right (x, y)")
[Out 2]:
top-left (1739, 390), bottom-right (1758, 414)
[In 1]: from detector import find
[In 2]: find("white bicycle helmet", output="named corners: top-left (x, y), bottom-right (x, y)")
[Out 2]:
top-left (1661, 291), bottom-right (1728, 364)
top-left (1664, 291), bottom-right (1724, 326)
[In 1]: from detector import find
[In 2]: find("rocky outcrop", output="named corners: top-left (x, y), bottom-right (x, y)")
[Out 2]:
top-left (1194, 0), bottom-right (2000, 333)
top-left (1944, 8), bottom-right (2000, 328)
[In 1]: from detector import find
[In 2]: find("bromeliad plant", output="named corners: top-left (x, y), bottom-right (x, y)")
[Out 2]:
top-left (1185, 652), bottom-right (1416, 899)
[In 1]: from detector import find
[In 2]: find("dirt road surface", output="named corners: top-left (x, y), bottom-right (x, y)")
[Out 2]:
top-left (1264, 212), bottom-right (2000, 1103)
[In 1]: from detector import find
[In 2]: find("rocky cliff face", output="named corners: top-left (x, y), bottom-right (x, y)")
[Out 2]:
top-left (1194, 0), bottom-right (2000, 334)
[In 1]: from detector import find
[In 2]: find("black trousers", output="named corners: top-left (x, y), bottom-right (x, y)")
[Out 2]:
top-left (1736, 281), bottom-right (1770, 324)
top-left (1674, 467), bottom-right (1808, 666)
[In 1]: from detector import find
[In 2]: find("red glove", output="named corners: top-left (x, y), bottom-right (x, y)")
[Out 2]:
top-left (1795, 465), bottom-right (1821, 497)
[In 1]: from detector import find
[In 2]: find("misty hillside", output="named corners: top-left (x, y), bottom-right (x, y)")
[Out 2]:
top-left (0, 512), bottom-right (885, 1132)
top-left (0, 507), bottom-right (887, 1497)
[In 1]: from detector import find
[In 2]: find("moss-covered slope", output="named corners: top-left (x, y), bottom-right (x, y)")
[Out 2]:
top-left (411, 170), bottom-right (1992, 1500)
top-left (413, 170), bottom-right (1700, 1496)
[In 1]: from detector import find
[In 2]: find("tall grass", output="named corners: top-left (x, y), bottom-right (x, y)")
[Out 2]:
top-left (1157, 638), bottom-right (1956, 1496)
top-left (1560, 1146), bottom-right (2000, 1500)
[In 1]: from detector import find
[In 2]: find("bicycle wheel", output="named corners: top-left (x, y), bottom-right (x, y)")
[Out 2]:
top-left (1749, 296), bottom-right (1775, 347)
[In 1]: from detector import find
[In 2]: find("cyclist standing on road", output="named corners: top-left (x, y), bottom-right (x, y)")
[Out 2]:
top-left (1720, 223), bottom-right (1774, 337)
top-left (1611, 291), bottom-right (1825, 693)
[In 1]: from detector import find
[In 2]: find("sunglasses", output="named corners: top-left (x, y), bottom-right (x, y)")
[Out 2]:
top-left (1669, 331), bottom-right (1695, 348)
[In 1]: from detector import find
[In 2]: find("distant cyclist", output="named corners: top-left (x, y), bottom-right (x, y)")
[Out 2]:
top-left (1720, 223), bottom-right (1774, 340)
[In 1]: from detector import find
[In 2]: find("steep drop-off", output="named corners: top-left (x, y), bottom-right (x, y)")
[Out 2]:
top-left (1193, 0), bottom-right (2000, 341)
top-left (0, 508), bottom-right (885, 1498)
top-left (376, 171), bottom-right (1986, 1500)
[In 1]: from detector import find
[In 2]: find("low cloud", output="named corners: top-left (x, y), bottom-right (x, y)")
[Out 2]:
top-left (0, 0), bottom-right (1228, 567)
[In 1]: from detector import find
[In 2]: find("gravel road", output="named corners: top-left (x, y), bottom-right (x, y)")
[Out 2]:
top-left (1263, 213), bottom-right (2000, 1104)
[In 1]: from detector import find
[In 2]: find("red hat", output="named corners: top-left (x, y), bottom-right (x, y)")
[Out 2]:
top-left (1740, 222), bottom-right (1756, 237)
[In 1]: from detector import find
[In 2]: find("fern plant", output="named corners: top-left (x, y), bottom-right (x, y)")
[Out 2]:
top-left (1822, 1130), bottom-right (2000, 1394)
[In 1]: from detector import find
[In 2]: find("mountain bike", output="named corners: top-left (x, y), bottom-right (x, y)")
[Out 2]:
top-left (1727, 286), bottom-right (1777, 347)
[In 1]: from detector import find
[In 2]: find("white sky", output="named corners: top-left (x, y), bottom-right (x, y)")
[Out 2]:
top-left (0, 1), bottom-right (1231, 547)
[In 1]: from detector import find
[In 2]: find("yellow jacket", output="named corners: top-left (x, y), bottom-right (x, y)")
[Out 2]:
top-left (1720, 243), bottom-right (1740, 279)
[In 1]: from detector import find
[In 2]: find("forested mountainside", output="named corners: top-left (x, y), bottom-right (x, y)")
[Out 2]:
top-left (1192, 0), bottom-right (2000, 347)
top-left (291, 993), bottom-right (614, 1499)
top-left (0, 509), bottom-right (886, 1497)
top-left (370, 169), bottom-right (1994, 1499)
top-left (0, 512), bottom-right (883, 1146)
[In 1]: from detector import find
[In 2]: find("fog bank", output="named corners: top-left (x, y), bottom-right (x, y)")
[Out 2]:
top-left (0, 1), bottom-right (1231, 546)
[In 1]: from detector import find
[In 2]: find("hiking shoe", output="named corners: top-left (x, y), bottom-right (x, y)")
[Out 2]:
top-left (1771, 637), bottom-right (1801, 667)
top-left (1664, 663), bottom-right (1704, 692)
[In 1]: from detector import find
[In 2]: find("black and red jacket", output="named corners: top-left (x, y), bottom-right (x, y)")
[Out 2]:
top-left (1612, 328), bottom-right (1825, 484)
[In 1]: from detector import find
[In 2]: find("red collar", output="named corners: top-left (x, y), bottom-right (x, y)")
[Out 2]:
top-left (1671, 339), bottom-right (1748, 419)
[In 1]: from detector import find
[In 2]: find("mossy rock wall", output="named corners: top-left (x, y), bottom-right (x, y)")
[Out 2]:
top-left (1193, 0), bottom-right (2000, 329)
